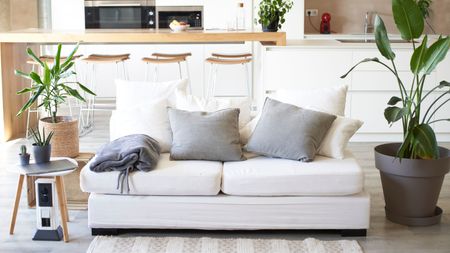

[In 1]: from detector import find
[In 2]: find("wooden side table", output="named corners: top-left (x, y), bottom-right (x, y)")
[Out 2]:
top-left (9, 158), bottom-right (77, 243)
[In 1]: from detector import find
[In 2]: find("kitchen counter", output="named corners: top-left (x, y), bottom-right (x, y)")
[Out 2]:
top-left (0, 28), bottom-right (286, 45)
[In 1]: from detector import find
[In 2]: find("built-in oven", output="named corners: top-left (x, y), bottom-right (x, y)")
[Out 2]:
top-left (156, 6), bottom-right (203, 30)
top-left (85, 0), bottom-right (156, 29)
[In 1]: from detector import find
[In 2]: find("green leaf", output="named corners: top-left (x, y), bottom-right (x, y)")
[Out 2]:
top-left (17, 86), bottom-right (45, 116)
top-left (374, 15), bottom-right (396, 60)
top-left (392, 0), bottom-right (424, 40)
top-left (14, 70), bottom-right (32, 80)
top-left (61, 43), bottom-right (79, 69)
top-left (26, 47), bottom-right (45, 67)
top-left (422, 37), bottom-right (450, 74)
top-left (411, 124), bottom-right (439, 159)
top-left (16, 87), bottom-right (33, 94)
top-left (43, 62), bottom-right (51, 85)
top-left (29, 72), bottom-right (43, 84)
top-left (77, 82), bottom-right (96, 96)
top-left (388, 96), bottom-right (403, 105)
top-left (54, 44), bottom-right (62, 74)
top-left (384, 106), bottom-right (408, 125)
top-left (341, 58), bottom-right (380, 78)
top-left (410, 35), bottom-right (428, 74)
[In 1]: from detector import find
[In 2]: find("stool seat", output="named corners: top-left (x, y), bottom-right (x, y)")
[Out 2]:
top-left (206, 57), bottom-right (252, 65)
top-left (152, 52), bottom-right (192, 58)
top-left (26, 55), bottom-right (83, 65)
top-left (211, 53), bottom-right (252, 58)
top-left (142, 56), bottom-right (187, 64)
top-left (83, 54), bottom-right (130, 63)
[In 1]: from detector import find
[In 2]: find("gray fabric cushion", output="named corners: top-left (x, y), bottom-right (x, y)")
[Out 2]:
top-left (168, 108), bottom-right (244, 161)
top-left (245, 98), bottom-right (336, 162)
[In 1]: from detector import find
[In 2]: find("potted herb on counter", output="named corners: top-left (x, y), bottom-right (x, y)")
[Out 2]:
top-left (15, 43), bottom-right (96, 158)
top-left (30, 128), bottom-right (53, 164)
top-left (341, 0), bottom-right (450, 226)
top-left (19, 145), bottom-right (30, 166)
top-left (257, 0), bottom-right (293, 32)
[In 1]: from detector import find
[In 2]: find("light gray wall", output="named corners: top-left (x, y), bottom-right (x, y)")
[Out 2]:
top-left (0, 0), bottom-right (11, 31)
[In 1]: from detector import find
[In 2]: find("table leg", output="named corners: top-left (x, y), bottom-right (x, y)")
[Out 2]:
top-left (55, 176), bottom-right (69, 242)
top-left (9, 174), bottom-right (24, 235)
top-left (60, 176), bottom-right (70, 222)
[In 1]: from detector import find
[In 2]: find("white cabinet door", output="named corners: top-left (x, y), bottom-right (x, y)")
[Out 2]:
top-left (431, 92), bottom-right (450, 133)
top-left (351, 71), bottom-right (437, 91)
top-left (204, 43), bottom-right (253, 97)
top-left (263, 49), bottom-right (353, 91)
top-left (352, 49), bottom-right (413, 71)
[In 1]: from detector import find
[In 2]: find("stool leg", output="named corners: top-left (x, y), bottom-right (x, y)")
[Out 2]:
top-left (153, 64), bottom-right (158, 82)
top-left (210, 64), bottom-right (218, 98)
top-left (144, 63), bottom-right (149, 81)
top-left (185, 61), bottom-right (192, 95)
top-left (123, 61), bottom-right (129, 80)
top-left (244, 63), bottom-right (251, 98)
top-left (206, 63), bottom-right (213, 98)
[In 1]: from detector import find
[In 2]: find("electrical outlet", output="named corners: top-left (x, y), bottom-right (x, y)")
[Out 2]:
top-left (306, 9), bottom-right (319, 17)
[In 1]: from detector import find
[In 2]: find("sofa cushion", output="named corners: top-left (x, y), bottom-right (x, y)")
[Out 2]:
top-left (222, 151), bottom-right (363, 196)
top-left (81, 153), bottom-right (222, 196)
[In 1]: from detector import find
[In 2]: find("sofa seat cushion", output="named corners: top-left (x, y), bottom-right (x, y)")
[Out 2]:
top-left (81, 153), bottom-right (222, 196)
top-left (222, 151), bottom-right (363, 196)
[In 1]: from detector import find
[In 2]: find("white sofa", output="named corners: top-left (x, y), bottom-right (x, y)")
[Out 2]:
top-left (80, 152), bottom-right (370, 236)
top-left (80, 80), bottom-right (370, 236)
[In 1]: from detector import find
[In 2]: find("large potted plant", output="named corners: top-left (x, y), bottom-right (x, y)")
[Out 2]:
top-left (15, 43), bottom-right (96, 158)
top-left (256, 0), bottom-right (293, 32)
top-left (342, 0), bottom-right (450, 226)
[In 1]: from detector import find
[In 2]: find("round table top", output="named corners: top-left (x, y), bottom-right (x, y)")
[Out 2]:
top-left (12, 157), bottom-right (78, 176)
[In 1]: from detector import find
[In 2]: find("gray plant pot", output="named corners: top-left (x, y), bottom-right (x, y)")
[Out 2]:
top-left (32, 144), bottom-right (52, 164)
top-left (374, 143), bottom-right (450, 226)
top-left (19, 153), bottom-right (30, 166)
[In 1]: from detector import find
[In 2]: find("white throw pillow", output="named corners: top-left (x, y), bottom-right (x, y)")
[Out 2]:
top-left (270, 85), bottom-right (348, 116)
top-left (318, 117), bottom-right (363, 159)
top-left (110, 99), bottom-right (172, 152)
top-left (176, 94), bottom-right (252, 129)
top-left (115, 78), bottom-right (188, 110)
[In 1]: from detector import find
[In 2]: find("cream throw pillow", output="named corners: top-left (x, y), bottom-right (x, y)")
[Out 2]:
top-left (318, 117), bottom-right (363, 159)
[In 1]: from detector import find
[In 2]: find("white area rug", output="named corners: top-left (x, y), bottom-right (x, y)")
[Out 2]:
top-left (87, 236), bottom-right (363, 253)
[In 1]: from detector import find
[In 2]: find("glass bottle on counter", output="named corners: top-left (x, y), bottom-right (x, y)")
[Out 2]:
top-left (236, 2), bottom-right (245, 30)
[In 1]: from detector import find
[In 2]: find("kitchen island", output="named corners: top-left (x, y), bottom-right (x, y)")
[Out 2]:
top-left (0, 29), bottom-right (286, 141)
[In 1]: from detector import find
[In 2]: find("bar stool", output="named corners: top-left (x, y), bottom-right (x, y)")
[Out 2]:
top-left (205, 53), bottom-right (252, 98)
top-left (142, 52), bottom-right (192, 94)
top-left (25, 55), bottom-right (83, 138)
top-left (79, 54), bottom-right (130, 134)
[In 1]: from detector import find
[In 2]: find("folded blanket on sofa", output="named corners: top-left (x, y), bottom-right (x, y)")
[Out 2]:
top-left (90, 134), bottom-right (161, 193)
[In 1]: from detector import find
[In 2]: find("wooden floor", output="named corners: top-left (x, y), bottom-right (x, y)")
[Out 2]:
top-left (0, 112), bottom-right (449, 253)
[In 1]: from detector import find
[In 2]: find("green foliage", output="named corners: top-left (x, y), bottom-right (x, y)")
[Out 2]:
top-left (416, 0), bottom-right (432, 17)
top-left (15, 43), bottom-right (96, 123)
top-left (256, 0), bottom-right (293, 29)
top-left (341, 0), bottom-right (450, 160)
top-left (29, 128), bottom-right (54, 147)
top-left (20, 145), bottom-right (27, 155)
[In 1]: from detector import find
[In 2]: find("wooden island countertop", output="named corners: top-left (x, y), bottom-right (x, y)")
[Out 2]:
top-left (0, 29), bottom-right (285, 141)
top-left (0, 28), bottom-right (286, 45)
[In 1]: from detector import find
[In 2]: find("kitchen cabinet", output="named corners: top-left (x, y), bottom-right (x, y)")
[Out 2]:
top-left (262, 42), bottom-right (450, 141)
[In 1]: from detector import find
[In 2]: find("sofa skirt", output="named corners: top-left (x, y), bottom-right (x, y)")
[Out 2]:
top-left (88, 192), bottom-right (370, 230)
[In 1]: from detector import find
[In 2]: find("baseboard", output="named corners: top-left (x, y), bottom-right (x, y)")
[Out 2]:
top-left (341, 229), bottom-right (367, 237)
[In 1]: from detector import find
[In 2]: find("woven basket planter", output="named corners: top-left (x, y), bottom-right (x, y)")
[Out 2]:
top-left (39, 116), bottom-right (79, 158)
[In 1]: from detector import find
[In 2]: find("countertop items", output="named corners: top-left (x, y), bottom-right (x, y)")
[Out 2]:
top-left (0, 28), bottom-right (286, 46)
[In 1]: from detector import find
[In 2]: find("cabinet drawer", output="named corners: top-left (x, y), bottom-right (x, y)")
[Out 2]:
top-left (352, 49), bottom-right (413, 71)
top-left (351, 71), bottom-right (437, 91)
top-left (264, 49), bottom-right (353, 91)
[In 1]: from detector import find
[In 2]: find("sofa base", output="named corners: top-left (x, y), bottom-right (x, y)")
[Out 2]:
top-left (91, 228), bottom-right (367, 237)
top-left (88, 192), bottom-right (370, 232)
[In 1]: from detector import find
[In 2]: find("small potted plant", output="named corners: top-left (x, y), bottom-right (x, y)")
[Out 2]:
top-left (19, 145), bottom-right (30, 166)
top-left (256, 0), bottom-right (293, 32)
top-left (341, 0), bottom-right (450, 226)
top-left (29, 127), bottom-right (54, 164)
top-left (15, 43), bottom-right (96, 158)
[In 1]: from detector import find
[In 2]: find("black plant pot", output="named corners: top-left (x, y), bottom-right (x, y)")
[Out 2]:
top-left (374, 143), bottom-right (450, 226)
top-left (19, 153), bottom-right (30, 166)
top-left (32, 144), bottom-right (52, 164)
top-left (262, 19), bottom-right (279, 32)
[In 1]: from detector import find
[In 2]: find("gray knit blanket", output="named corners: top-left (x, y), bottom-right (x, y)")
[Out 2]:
top-left (90, 134), bottom-right (161, 193)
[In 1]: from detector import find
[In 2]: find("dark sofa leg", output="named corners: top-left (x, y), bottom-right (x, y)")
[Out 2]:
top-left (341, 229), bottom-right (367, 237)
top-left (92, 228), bottom-right (119, 236)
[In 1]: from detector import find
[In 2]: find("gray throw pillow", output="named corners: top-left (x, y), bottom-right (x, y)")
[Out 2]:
top-left (168, 108), bottom-right (244, 161)
top-left (246, 98), bottom-right (336, 162)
